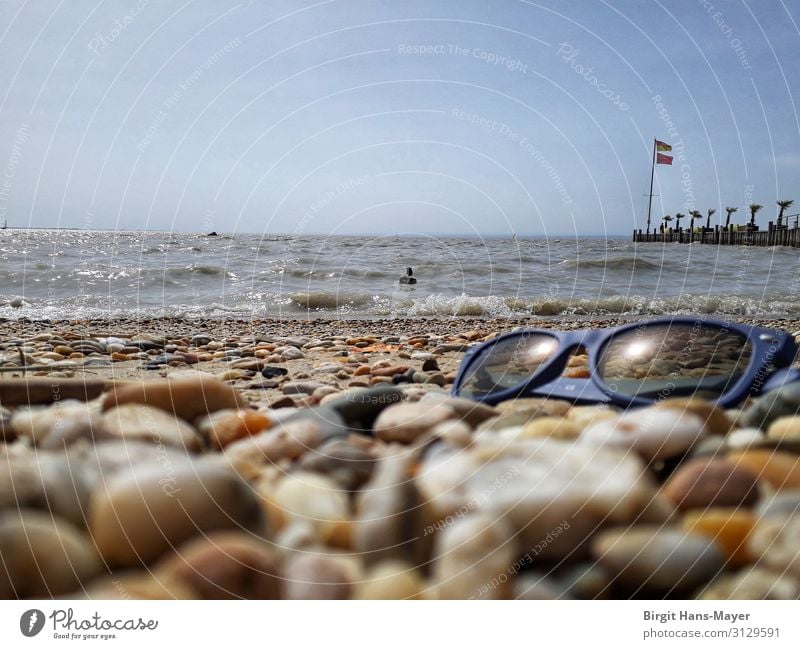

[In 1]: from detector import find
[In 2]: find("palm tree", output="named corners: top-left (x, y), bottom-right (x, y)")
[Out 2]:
top-left (748, 203), bottom-right (763, 228)
top-left (674, 212), bottom-right (686, 230)
top-left (724, 206), bottom-right (738, 228)
top-left (777, 199), bottom-right (794, 228)
top-left (690, 210), bottom-right (703, 230)
top-left (705, 208), bottom-right (716, 230)
top-left (662, 215), bottom-right (673, 230)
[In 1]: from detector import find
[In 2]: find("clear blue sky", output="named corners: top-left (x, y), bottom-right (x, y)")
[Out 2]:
top-left (1, 0), bottom-right (798, 235)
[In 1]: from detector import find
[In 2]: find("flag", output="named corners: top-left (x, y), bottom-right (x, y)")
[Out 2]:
top-left (656, 140), bottom-right (672, 152)
top-left (657, 153), bottom-right (673, 165)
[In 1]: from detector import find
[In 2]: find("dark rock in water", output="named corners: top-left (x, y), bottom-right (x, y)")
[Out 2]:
top-left (261, 365), bottom-right (289, 379)
top-left (422, 358), bottom-right (440, 372)
top-left (326, 385), bottom-right (404, 432)
top-left (399, 267), bottom-right (417, 285)
top-left (743, 382), bottom-right (800, 430)
top-left (206, 231), bottom-right (218, 237)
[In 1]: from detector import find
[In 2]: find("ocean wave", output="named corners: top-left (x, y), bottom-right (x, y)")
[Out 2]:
top-left (288, 291), bottom-right (376, 310)
top-left (561, 256), bottom-right (662, 271)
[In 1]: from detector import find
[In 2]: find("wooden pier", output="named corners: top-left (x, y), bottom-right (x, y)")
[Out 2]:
top-left (633, 215), bottom-right (800, 247)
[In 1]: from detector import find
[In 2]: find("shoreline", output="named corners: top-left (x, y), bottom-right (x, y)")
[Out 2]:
top-left (3, 314), bottom-right (800, 337)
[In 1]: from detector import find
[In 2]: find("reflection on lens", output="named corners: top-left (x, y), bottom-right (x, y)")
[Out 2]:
top-left (457, 333), bottom-right (558, 399)
top-left (598, 323), bottom-right (752, 399)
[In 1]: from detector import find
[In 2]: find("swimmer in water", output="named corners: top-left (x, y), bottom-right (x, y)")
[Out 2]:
top-left (399, 267), bottom-right (417, 284)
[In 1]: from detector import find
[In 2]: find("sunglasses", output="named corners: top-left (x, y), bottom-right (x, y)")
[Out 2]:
top-left (451, 317), bottom-right (800, 408)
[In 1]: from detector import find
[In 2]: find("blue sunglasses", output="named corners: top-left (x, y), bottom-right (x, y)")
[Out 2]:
top-left (451, 317), bottom-right (800, 408)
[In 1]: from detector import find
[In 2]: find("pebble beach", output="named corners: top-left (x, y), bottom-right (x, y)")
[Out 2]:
top-left (2, 314), bottom-right (800, 600)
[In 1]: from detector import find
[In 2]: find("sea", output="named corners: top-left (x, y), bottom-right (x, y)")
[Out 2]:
top-left (1, 229), bottom-right (799, 320)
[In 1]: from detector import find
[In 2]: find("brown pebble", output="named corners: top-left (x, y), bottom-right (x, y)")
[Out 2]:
top-left (0, 509), bottom-right (101, 598)
top-left (726, 450), bottom-right (800, 490)
top-left (662, 458), bottom-right (761, 511)
top-left (89, 460), bottom-right (265, 567)
top-left (197, 409), bottom-right (272, 450)
top-left (373, 401), bottom-right (456, 444)
top-left (655, 398), bottom-right (732, 435)
top-left (102, 404), bottom-right (204, 452)
top-left (155, 531), bottom-right (281, 599)
top-left (682, 509), bottom-right (756, 567)
top-left (371, 366), bottom-right (410, 377)
top-left (102, 375), bottom-right (247, 422)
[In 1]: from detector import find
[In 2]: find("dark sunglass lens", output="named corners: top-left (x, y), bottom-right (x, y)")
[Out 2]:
top-left (457, 333), bottom-right (559, 399)
top-left (598, 323), bottom-right (752, 400)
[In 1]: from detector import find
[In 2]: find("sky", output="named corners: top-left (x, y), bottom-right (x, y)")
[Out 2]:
top-left (0, 0), bottom-right (798, 236)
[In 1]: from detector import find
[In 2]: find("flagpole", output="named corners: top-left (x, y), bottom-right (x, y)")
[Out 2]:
top-left (646, 138), bottom-right (656, 232)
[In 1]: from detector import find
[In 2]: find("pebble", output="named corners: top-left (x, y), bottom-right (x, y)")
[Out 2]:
top-left (155, 531), bottom-right (281, 599)
top-left (355, 453), bottom-right (431, 567)
top-left (557, 563), bottom-right (612, 599)
top-left (283, 553), bottom-right (355, 600)
top-left (279, 347), bottom-right (305, 361)
top-left (261, 365), bottom-right (288, 379)
top-left (102, 375), bottom-right (247, 422)
top-left (662, 458), bottom-right (761, 511)
top-left (281, 380), bottom-right (329, 395)
top-left (655, 398), bottom-right (732, 435)
top-left (223, 421), bottom-right (324, 476)
top-left (698, 567), bottom-right (800, 600)
top-left (373, 401), bottom-right (457, 444)
top-left (757, 490), bottom-right (800, 518)
top-left (421, 358), bottom-right (440, 372)
top-left (102, 404), bottom-right (203, 452)
top-left (726, 450), bottom-right (800, 490)
top-left (353, 561), bottom-right (424, 600)
top-left (0, 454), bottom-right (92, 526)
top-left (593, 527), bottom-right (726, 595)
top-left (743, 382), bottom-right (800, 430)
top-left (10, 401), bottom-right (95, 445)
top-left (89, 460), bottom-right (265, 566)
top-left (0, 509), bottom-right (101, 598)
top-left (433, 514), bottom-right (515, 599)
top-left (418, 439), bottom-right (657, 561)
top-left (298, 438), bottom-right (376, 491)
top-left (581, 408), bottom-right (707, 462)
top-left (767, 415), bottom-right (800, 441)
top-left (747, 516), bottom-right (800, 578)
top-left (519, 416), bottom-right (582, 440)
top-left (682, 509), bottom-right (756, 566)
top-left (261, 472), bottom-right (349, 544)
top-left (196, 409), bottom-right (272, 450)
top-left (421, 396), bottom-right (498, 428)
top-left (493, 397), bottom-right (571, 418)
